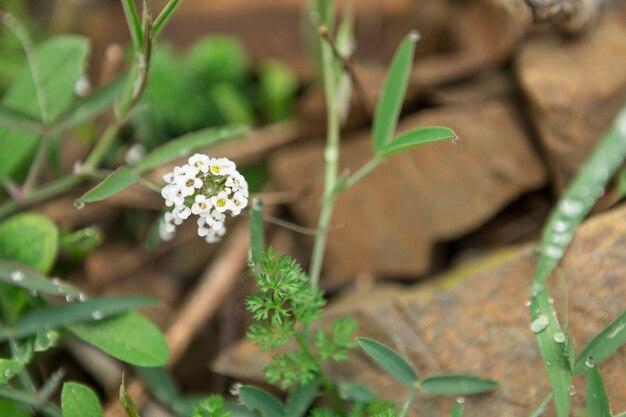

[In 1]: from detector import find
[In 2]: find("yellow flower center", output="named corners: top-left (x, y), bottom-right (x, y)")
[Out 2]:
top-left (216, 198), bottom-right (226, 207)
top-left (186, 179), bottom-right (194, 187)
top-left (211, 165), bottom-right (221, 174)
top-left (199, 202), bottom-right (207, 209)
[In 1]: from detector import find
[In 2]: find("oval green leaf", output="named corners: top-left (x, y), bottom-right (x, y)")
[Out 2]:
top-left (136, 124), bottom-right (249, 172)
top-left (586, 365), bottom-right (612, 417)
top-left (0, 213), bottom-right (58, 274)
top-left (379, 126), bottom-right (456, 158)
top-left (0, 296), bottom-right (156, 341)
top-left (574, 311), bottom-right (626, 375)
top-left (62, 382), bottom-right (103, 417)
top-left (357, 337), bottom-right (417, 388)
top-left (284, 380), bottom-right (320, 417)
top-left (372, 31), bottom-right (418, 153)
top-left (238, 386), bottom-right (285, 417)
top-left (0, 260), bottom-right (80, 297)
top-left (419, 374), bottom-right (497, 395)
top-left (80, 166), bottom-right (139, 204)
top-left (69, 311), bottom-right (169, 367)
top-left (337, 381), bottom-right (376, 404)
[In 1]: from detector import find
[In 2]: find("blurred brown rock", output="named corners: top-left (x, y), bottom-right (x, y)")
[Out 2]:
top-left (214, 204), bottom-right (626, 416)
top-left (516, 11), bottom-right (626, 191)
top-left (269, 98), bottom-right (546, 284)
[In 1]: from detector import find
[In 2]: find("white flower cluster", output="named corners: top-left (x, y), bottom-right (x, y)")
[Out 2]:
top-left (159, 154), bottom-right (249, 243)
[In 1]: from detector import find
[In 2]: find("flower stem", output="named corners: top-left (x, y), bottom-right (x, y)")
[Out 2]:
top-left (399, 388), bottom-right (416, 417)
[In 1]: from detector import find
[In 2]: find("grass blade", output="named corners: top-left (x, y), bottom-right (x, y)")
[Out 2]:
top-left (62, 382), bottom-right (103, 417)
top-left (450, 401), bottom-right (465, 417)
top-left (372, 31), bottom-right (419, 154)
top-left (238, 386), bottom-right (285, 417)
top-left (574, 311), bottom-right (626, 375)
top-left (357, 337), bottom-right (417, 388)
top-left (528, 393), bottom-right (553, 417)
top-left (284, 379), bottom-right (320, 417)
top-left (530, 104), bottom-right (626, 417)
top-left (586, 363), bottom-right (612, 417)
top-left (121, 0), bottom-right (143, 51)
top-left (79, 166), bottom-right (139, 204)
top-left (120, 377), bottom-right (142, 417)
top-left (0, 260), bottom-right (80, 297)
top-left (378, 126), bottom-right (455, 157)
top-left (419, 375), bottom-right (497, 395)
top-left (153, 0), bottom-right (182, 39)
top-left (0, 296), bottom-right (156, 340)
top-left (136, 124), bottom-right (249, 173)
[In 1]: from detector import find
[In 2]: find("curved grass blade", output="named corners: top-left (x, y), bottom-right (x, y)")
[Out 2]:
top-left (62, 382), bottom-right (103, 417)
top-left (136, 124), bottom-right (249, 173)
top-left (0, 386), bottom-right (63, 417)
top-left (419, 375), bottom-right (497, 395)
top-left (378, 126), bottom-right (455, 157)
top-left (79, 166), bottom-right (139, 204)
top-left (357, 337), bottom-right (417, 388)
top-left (153, 0), bottom-right (182, 39)
top-left (586, 364), bottom-right (612, 417)
top-left (450, 401), bottom-right (464, 417)
top-left (573, 310), bottom-right (626, 375)
top-left (120, 377), bottom-right (141, 417)
top-left (238, 386), bottom-right (285, 417)
top-left (0, 260), bottom-right (80, 297)
top-left (529, 393), bottom-right (553, 417)
top-left (70, 312), bottom-right (169, 367)
top-left (284, 379), bottom-right (320, 417)
top-left (121, 0), bottom-right (143, 51)
top-left (0, 296), bottom-right (156, 340)
top-left (372, 31), bottom-right (419, 154)
top-left (530, 104), bottom-right (626, 417)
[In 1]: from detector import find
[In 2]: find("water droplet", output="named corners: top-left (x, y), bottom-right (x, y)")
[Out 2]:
top-left (596, 169), bottom-right (609, 181)
top-left (456, 396), bottom-right (465, 404)
top-left (91, 310), bottom-right (104, 320)
top-left (10, 270), bottom-right (23, 282)
top-left (30, 290), bottom-right (39, 297)
top-left (551, 232), bottom-right (573, 245)
top-left (529, 282), bottom-right (544, 296)
top-left (73, 199), bottom-right (85, 210)
top-left (548, 297), bottom-right (555, 305)
top-left (544, 245), bottom-right (564, 259)
top-left (553, 331), bottom-right (566, 343)
top-left (65, 294), bottom-right (76, 303)
top-left (78, 292), bottom-right (88, 302)
top-left (524, 300), bottom-right (531, 307)
top-left (531, 314), bottom-right (550, 333)
top-left (409, 30), bottom-right (421, 42)
top-left (569, 384), bottom-right (576, 396)
top-left (597, 187), bottom-right (605, 198)
top-left (585, 356), bottom-right (596, 368)
top-left (451, 135), bottom-right (461, 144)
top-left (229, 383), bottom-right (242, 396)
top-left (560, 199), bottom-right (584, 217)
top-left (553, 220), bottom-right (570, 233)
top-left (4, 370), bottom-right (11, 377)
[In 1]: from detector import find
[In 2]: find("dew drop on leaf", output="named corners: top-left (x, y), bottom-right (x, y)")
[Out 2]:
top-left (553, 331), bottom-right (566, 343)
top-left (73, 199), bottom-right (85, 210)
top-left (451, 135), bottom-right (461, 144)
top-left (530, 314), bottom-right (549, 333)
top-left (585, 356), bottom-right (596, 368)
top-left (10, 270), bottom-right (23, 282)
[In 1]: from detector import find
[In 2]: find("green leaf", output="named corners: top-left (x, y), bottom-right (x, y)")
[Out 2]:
top-left (356, 337), bottom-right (417, 388)
top-left (586, 364), bottom-right (612, 417)
top-left (0, 213), bottom-right (58, 274)
top-left (59, 227), bottom-right (104, 259)
top-left (284, 380), bottom-right (320, 417)
top-left (120, 378), bottom-right (142, 417)
top-left (0, 103), bottom-right (43, 133)
top-left (0, 342), bottom-right (32, 384)
top-left (337, 382), bottom-right (376, 403)
top-left (0, 386), bottom-right (62, 417)
top-left (55, 77), bottom-right (124, 132)
top-left (0, 35), bottom-right (89, 179)
top-left (450, 401), bottom-right (464, 417)
top-left (136, 124), bottom-right (249, 173)
top-left (238, 386), bottom-right (285, 417)
top-left (210, 84), bottom-right (256, 125)
top-left (371, 31), bottom-right (418, 153)
top-left (0, 397), bottom-right (31, 417)
top-left (0, 260), bottom-right (80, 297)
top-left (79, 166), bottom-right (139, 204)
top-left (249, 198), bottom-right (264, 275)
top-left (378, 126), bottom-right (455, 158)
top-left (134, 367), bottom-right (179, 406)
top-left (258, 60), bottom-right (297, 123)
top-left (529, 393), bottom-right (553, 417)
top-left (0, 296), bottom-right (157, 340)
top-left (70, 311), bottom-right (170, 366)
top-left (573, 311), bottom-right (626, 375)
top-left (61, 382), bottom-right (103, 417)
top-left (419, 375), bottom-right (497, 395)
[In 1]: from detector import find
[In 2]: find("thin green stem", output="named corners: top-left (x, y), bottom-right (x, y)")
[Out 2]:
top-left (309, 6), bottom-right (341, 287)
top-left (294, 333), bottom-right (344, 414)
top-left (343, 157), bottom-right (381, 191)
top-left (398, 388), bottom-right (416, 417)
top-left (152, 0), bottom-right (182, 38)
top-left (22, 131), bottom-right (51, 195)
top-left (121, 0), bottom-right (143, 51)
top-left (83, 123), bottom-right (120, 170)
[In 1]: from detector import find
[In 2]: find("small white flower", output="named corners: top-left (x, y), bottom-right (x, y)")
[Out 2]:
top-left (163, 172), bottom-right (175, 184)
top-left (205, 226), bottom-right (226, 243)
top-left (188, 153), bottom-right (210, 173)
top-left (191, 195), bottom-right (212, 216)
top-left (207, 210), bottom-right (226, 231)
top-left (173, 204), bottom-right (191, 220)
top-left (226, 172), bottom-right (248, 195)
top-left (175, 166), bottom-right (203, 196)
top-left (210, 191), bottom-right (233, 213)
top-left (164, 211), bottom-right (181, 227)
top-left (161, 184), bottom-right (178, 207)
top-left (74, 75), bottom-right (91, 97)
top-left (208, 158), bottom-right (236, 176)
top-left (124, 143), bottom-right (146, 166)
top-left (230, 191), bottom-right (248, 216)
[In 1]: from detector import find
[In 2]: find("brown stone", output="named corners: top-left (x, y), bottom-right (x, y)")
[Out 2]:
top-left (213, 204), bottom-right (626, 416)
top-left (269, 98), bottom-right (546, 283)
top-left (516, 11), bottom-right (626, 191)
